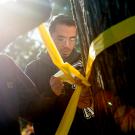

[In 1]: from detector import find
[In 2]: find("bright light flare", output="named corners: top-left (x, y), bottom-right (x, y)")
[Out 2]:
top-left (0, 0), bottom-right (16, 4)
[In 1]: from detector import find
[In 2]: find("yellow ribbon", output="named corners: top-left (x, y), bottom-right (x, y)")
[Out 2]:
top-left (38, 16), bottom-right (135, 135)
top-left (86, 16), bottom-right (135, 79)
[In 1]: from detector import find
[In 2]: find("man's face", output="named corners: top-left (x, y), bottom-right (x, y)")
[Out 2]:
top-left (51, 24), bottom-right (77, 58)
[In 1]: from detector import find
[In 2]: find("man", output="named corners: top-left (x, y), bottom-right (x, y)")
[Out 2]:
top-left (25, 14), bottom-right (95, 135)
top-left (0, 0), bottom-right (52, 134)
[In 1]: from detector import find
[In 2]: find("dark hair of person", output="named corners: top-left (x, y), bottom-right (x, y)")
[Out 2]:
top-left (49, 14), bottom-right (76, 34)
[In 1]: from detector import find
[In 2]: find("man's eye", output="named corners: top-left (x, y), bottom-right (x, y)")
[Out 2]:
top-left (70, 38), bottom-right (76, 42)
top-left (57, 38), bottom-right (65, 42)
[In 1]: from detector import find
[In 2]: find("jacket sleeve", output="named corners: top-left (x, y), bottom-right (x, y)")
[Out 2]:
top-left (25, 60), bottom-right (58, 97)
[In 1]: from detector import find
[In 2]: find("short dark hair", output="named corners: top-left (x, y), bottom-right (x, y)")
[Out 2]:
top-left (49, 14), bottom-right (76, 34)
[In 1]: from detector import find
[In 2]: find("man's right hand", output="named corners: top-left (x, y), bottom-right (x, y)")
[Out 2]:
top-left (50, 76), bottom-right (65, 96)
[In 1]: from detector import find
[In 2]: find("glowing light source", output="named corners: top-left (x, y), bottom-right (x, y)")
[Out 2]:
top-left (108, 102), bottom-right (113, 106)
top-left (0, 0), bottom-right (16, 4)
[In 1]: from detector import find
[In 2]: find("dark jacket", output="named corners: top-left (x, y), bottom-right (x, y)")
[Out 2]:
top-left (0, 54), bottom-right (56, 134)
top-left (25, 50), bottom-right (97, 135)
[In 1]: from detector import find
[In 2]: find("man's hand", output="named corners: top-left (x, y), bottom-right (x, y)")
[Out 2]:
top-left (74, 77), bottom-right (93, 109)
top-left (50, 76), bottom-right (93, 108)
top-left (78, 86), bottom-right (93, 109)
top-left (50, 76), bottom-right (64, 96)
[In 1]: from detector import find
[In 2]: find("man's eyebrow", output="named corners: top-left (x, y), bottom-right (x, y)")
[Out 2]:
top-left (57, 35), bottom-right (66, 38)
top-left (70, 36), bottom-right (76, 39)
top-left (57, 35), bottom-right (76, 38)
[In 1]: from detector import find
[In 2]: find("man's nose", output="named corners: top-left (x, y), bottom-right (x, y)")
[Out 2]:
top-left (64, 39), bottom-right (70, 47)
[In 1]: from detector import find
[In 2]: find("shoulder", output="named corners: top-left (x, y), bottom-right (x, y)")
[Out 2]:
top-left (0, 54), bottom-right (14, 63)
top-left (25, 53), bottom-right (51, 73)
top-left (26, 59), bottom-right (39, 68)
top-left (0, 54), bottom-right (24, 79)
top-left (25, 59), bottom-right (40, 73)
top-left (0, 54), bottom-right (17, 69)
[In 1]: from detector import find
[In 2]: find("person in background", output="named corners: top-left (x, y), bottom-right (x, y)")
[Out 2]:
top-left (0, 0), bottom-right (52, 134)
top-left (25, 14), bottom-right (96, 135)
